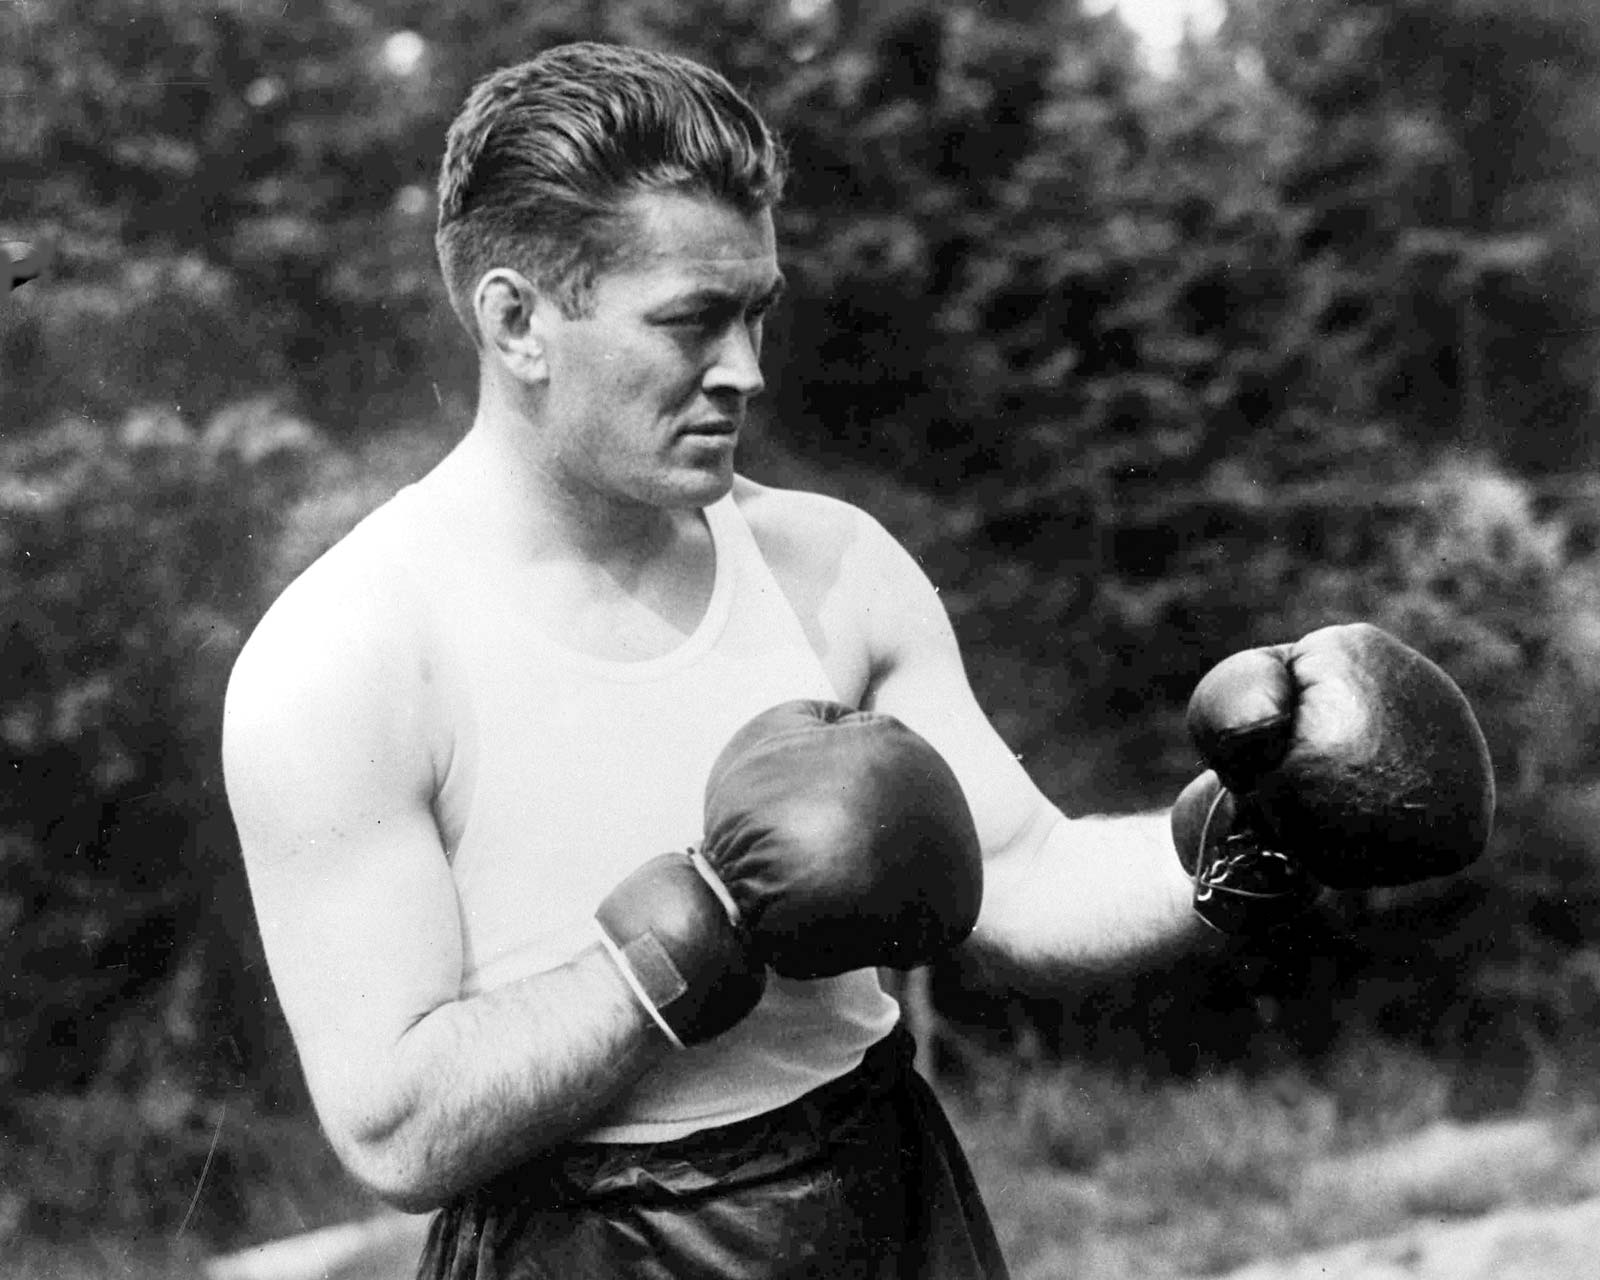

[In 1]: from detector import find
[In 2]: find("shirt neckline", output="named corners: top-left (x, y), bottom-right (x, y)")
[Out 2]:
top-left (511, 495), bottom-right (737, 684)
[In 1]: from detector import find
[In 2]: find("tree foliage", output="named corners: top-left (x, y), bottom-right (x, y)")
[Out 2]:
top-left (0, 404), bottom-right (346, 1102)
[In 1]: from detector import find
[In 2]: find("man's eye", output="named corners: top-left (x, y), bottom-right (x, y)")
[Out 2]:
top-left (660, 300), bottom-right (773, 331)
top-left (663, 311), bottom-right (721, 330)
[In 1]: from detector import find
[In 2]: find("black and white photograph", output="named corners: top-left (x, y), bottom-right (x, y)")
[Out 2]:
top-left (3, 2), bottom-right (1599, 1277)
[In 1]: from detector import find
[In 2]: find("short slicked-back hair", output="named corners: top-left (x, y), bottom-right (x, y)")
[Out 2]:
top-left (436, 42), bottom-right (787, 339)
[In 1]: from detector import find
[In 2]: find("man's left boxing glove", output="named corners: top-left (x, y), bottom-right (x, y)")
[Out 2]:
top-left (1173, 623), bottom-right (1496, 933)
top-left (1170, 771), bottom-right (1322, 934)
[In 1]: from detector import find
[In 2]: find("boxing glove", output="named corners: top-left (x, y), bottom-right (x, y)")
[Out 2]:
top-left (595, 847), bottom-right (766, 1048)
top-left (1170, 771), bottom-right (1322, 933)
top-left (596, 700), bottom-right (983, 1047)
top-left (1174, 623), bottom-right (1495, 932)
top-left (701, 699), bottom-right (984, 979)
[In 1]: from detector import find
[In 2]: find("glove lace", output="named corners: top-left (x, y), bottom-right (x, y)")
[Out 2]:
top-left (1194, 790), bottom-right (1308, 904)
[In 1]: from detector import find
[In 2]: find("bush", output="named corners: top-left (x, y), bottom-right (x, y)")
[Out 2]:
top-left (0, 402), bottom-right (347, 1104)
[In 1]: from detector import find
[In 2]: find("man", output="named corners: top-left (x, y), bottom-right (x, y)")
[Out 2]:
top-left (222, 42), bottom-right (1494, 1279)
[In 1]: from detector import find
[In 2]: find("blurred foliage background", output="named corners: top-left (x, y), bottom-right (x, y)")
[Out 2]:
top-left (6, 0), bottom-right (1600, 1263)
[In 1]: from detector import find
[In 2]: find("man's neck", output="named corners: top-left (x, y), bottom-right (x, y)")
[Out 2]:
top-left (428, 416), bottom-right (684, 571)
top-left (416, 420), bottom-right (720, 659)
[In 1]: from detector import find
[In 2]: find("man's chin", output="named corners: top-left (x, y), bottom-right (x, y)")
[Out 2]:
top-left (659, 460), bottom-right (737, 509)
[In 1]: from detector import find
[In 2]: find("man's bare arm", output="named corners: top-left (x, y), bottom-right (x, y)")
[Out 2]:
top-left (222, 576), bottom-right (668, 1212)
top-left (832, 508), bottom-right (1211, 987)
top-left (964, 808), bottom-right (1208, 988)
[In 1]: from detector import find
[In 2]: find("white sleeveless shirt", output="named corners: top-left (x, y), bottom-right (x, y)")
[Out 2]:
top-left (422, 490), bottom-right (899, 1142)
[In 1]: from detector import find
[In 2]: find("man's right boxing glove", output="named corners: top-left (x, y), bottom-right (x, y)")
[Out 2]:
top-left (595, 847), bottom-right (767, 1049)
top-left (699, 699), bottom-right (984, 980)
top-left (1173, 623), bottom-right (1495, 933)
top-left (596, 700), bottom-right (984, 1049)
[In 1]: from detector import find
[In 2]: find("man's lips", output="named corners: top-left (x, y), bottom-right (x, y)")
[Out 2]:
top-left (680, 419), bottom-right (739, 438)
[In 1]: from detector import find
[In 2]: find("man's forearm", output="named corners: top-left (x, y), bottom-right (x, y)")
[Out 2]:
top-left (964, 810), bottom-right (1213, 989)
top-left (323, 942), bottom-right (669, 1212)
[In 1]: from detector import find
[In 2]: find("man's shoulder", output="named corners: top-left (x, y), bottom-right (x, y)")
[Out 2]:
top-left (729, 475), bottom-right (887, 567)
top-left (221, 488), bottom-right (443, 857)
top-left (228, 489), bottom-right (430, 712)
top-left (724, 475), bottom-right (934, 664)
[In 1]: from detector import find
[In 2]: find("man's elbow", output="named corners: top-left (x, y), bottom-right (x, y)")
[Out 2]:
top-left (324, 1102), bottom-right (567, 1214)
top-left (328, 1125), bottom-right (457, 1215)
top-left (317, 1097), bottom-right (462, 1214)
top-left (370, 1178), bottom-right (453, 1218)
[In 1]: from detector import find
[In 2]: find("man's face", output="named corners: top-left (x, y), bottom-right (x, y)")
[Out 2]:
top-left (532, 190), bottom-right (782, 512)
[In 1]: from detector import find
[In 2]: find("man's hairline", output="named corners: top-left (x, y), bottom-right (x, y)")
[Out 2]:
top-left (459, 188), bottom-right (783, 330)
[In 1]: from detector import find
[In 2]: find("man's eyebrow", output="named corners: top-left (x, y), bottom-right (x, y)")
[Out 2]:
top-left (660, 276), bottom-right (788, 310)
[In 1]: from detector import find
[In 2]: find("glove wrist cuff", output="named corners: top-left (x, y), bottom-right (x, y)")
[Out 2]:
top-left (595, 921), bottom-right (688, 1050)
top-left (687, 844), bottom-right (743, 929)
top-left (595, 850), bottom-right (764, 1048)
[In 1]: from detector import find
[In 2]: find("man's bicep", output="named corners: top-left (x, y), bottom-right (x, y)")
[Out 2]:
top-left (851, 522), bottom-right (1059, 863)
top-left (222, 627), bottom-right (463, 1116)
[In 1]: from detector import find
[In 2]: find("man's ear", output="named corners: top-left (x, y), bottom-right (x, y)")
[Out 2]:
top-left (474, 268), bottom-right (550, 383)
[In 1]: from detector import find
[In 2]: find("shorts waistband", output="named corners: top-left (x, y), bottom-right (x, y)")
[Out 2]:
top-left (474, 1025), bottom-right (915, 1209)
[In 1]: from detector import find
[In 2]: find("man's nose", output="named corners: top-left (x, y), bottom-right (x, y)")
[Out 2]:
top-left (704, 324), bottom-right (765, 400)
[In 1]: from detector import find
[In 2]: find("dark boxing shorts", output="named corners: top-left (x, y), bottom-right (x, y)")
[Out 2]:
top-left (417, 1026), bottom-right (1009, 1279)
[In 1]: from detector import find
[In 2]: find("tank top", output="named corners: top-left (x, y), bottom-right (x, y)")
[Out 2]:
top-left (427, 491), bottom-right (900, 1142)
